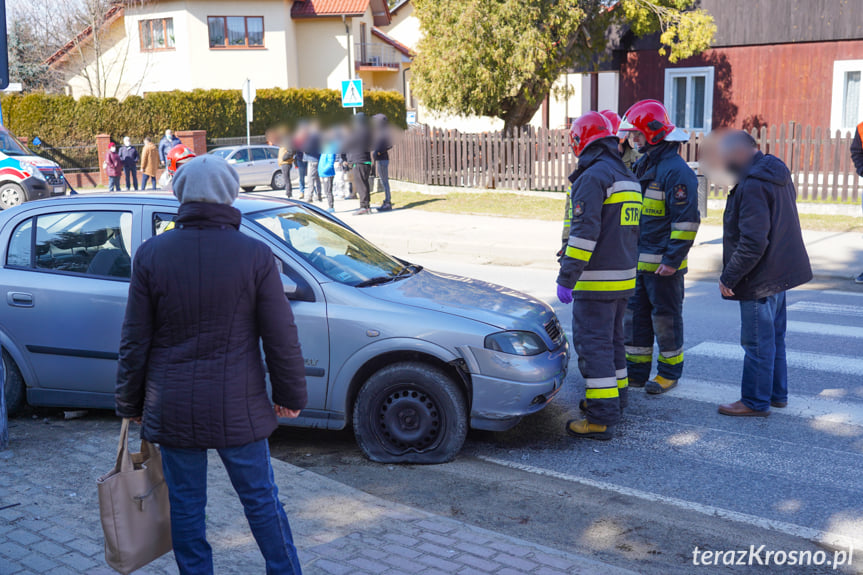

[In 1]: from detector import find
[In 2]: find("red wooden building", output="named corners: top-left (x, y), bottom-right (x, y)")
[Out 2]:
top-left (614, 0), bottom-right (863, 134)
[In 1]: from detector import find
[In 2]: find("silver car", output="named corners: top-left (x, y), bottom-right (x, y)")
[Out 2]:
top-left (0, 194), bottom-right (568, 463)
top-left (209, 145), bottom-right (286, 193)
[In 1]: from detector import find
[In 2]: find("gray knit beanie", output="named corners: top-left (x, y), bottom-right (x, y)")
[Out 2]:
top-left (172, 155), bottom-right (240, 205)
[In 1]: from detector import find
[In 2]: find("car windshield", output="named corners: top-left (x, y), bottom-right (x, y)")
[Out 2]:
top-left (247, 206), bottom-right (412, 286)
top-left (209, 148), bottom-right (232, 159)
top-left (0, 130), bottom-right (31, 156)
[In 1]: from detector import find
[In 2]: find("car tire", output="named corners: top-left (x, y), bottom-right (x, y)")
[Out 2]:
top-left (242, 186), bottom-right (256, 193)
top-left (0, 183), bottom-right (27, 210)
top-left (271, 170), bottom-right (285, 190)
top-left (3, 350), bottom-right (26, 416)
top-left (353, 361), bottom-right (468, 464)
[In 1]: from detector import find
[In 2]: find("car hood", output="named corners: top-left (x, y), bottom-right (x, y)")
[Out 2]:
top-left (14, 155), bottom-right (60, 169)
top-left (363, 269), bottom-right (557, 332)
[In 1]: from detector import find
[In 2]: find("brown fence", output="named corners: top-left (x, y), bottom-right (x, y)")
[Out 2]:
top-left (390, 123), bottom-right (862, 203)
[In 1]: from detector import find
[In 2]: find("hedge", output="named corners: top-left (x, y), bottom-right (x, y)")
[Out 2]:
top-left (0, 88), bottom-right (406, 147)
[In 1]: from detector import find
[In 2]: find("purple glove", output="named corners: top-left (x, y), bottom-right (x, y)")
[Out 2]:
top-left (556, 284), bottom-right (573, 304)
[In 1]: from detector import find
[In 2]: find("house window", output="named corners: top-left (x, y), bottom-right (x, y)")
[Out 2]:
top-left (140, 18), bottom-right (175, 52)
top-left (208, 16), bottom-right (264, 49)
top-left (830, 60), bottom-right (863, 133)
top-left (663, 67), bottom-right (714, 132)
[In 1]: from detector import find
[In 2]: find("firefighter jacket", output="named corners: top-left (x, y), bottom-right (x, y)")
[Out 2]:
top-left (632, 141), bottom-right (700, 274)
top-left (557, 138), bottom-right (642, 300)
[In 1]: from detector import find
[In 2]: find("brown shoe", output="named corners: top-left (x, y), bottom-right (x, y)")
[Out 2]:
top-left (771, 401), bottom-right (787, 408)
top-left (718, 400), bottom-right (770, 417)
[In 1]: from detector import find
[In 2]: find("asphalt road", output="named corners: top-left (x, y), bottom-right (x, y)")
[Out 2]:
top-left (270, 257), bottom-right (863, 574)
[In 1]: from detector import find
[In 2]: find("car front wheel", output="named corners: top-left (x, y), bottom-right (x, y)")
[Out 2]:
top-left (0, 183), bottom-right (26, 210)
top-left (353, 361), bottom-right (468, 464)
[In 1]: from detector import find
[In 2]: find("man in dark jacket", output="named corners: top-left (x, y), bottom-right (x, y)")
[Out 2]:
top-left (717, 131), bottom-right (812, 417)
top-left (116, 155), bottom-right (307, 574)
top-left (849, 121), bottom-right (863, 284)
top-left (158, 129), bottom-right (181, 166)
top-left (372, 114), bottom-right (393, 211)
top-left (345, 113), bottom-right (374, 215)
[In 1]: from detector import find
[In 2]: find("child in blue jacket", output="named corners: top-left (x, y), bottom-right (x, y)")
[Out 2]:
top-left (318, 142), bottom-right (337, 212)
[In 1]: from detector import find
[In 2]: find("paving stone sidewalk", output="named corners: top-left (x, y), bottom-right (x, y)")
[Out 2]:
top-left (0, 414), bottom-right (635, 575)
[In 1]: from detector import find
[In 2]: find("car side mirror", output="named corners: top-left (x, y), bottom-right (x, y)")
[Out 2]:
top-left (281, 274), bottom-right (298, 297)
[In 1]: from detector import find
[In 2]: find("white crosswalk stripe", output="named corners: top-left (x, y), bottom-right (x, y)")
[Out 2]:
top-left (667, 378), bottom-right (863, 428)
top-left (786, 320), bottom-right (863, 338)
top-left (687, 341), bottom-right (863, 375)
top-left (788, 301), bottom-right (863, 317)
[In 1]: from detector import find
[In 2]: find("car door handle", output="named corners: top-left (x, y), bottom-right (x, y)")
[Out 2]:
top-left (7, 292), bottom-right (34, 307)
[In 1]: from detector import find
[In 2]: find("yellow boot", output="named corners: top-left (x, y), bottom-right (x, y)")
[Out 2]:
top-left (565, 418), bottom-right (613, 440)
top-left (646, 375), bottom-right (678, 395)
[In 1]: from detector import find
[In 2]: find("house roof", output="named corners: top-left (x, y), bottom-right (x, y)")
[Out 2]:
top-left (44, 3), bottom-right (125, 67)
top-left (389, 0), bottom-right (411, 16)
top-left (372, 27), bottom-right (412, 57)
top-left (291, 0), bottom-right (391, 25)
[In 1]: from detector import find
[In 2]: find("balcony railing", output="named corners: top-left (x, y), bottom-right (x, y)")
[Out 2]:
top-left (355, 43), bottom-right (402, 70)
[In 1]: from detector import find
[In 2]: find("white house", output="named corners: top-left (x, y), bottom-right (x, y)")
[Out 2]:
top-left (47, 0), bottom-right (412, 100)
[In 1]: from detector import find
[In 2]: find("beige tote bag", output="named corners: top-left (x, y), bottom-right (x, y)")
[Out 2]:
top-left (97, 418), bottom-right (172, 575)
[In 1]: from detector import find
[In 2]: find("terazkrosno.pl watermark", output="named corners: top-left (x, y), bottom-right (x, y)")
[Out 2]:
top-left (692, 546), bottom-right (854, 569)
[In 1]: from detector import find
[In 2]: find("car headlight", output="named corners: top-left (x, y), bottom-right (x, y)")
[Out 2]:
top-left (484, 331), bottom-right (546, 356)
top-left (20, 161), bottom-right (45, 181)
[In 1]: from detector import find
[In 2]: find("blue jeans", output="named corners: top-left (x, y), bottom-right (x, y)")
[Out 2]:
top-left (376, 160), bottom-right (391, 203)
top-left (296, 161), bottom-right (307, 197)
top-left (141, 174), bottom-right (157, 189)
top-left (739, 291), bottom-right (787, 412)
top-left (160, 439), bottom-right (302, 575)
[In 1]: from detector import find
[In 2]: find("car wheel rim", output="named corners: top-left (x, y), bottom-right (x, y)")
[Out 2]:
top-left (375, 386), bottom-right (444, 455)
top-left (1, 188), bottom-right (20, 207)
top-left (274, 172), bottom-right (284, 188)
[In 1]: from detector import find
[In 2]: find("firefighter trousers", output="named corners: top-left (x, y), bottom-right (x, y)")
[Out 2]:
top-left (572, 297), bottom-right (628, 427)
top-left (624, 273), bottom-right (685, 383)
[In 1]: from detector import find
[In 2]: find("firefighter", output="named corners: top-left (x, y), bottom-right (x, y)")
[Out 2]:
top-left (617, 100), bottom-right (700, 394)
top-left (557, 112), bottom-right (642, 440)
top-left (560, 110), bottom-right (628, 250)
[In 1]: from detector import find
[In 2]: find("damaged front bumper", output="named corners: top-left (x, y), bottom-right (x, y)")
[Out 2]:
top-left (458, 339), bottom-right (570, 431)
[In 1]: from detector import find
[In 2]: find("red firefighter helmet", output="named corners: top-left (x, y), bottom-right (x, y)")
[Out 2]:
top-left (569, 111), bottom-right (614, 157)
top-left (618, 99), bottom-right (689, 145)
top-left (599, 110), bottom-right (621, 135)
top-left (167, 144), bottom-right (196, 174)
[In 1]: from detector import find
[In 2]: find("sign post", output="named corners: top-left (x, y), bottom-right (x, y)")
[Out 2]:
top-left (241, 79), bottom-right (256, 148)
top-left (341, 79), bottom-right (364, 112)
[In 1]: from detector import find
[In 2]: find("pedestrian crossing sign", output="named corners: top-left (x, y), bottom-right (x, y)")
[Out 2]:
top-left (341, 79), bottom-right (364, 108)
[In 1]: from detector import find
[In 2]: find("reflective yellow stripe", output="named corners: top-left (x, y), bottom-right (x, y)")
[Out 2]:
top-left (565, 246), bottom-right (592, 261)
top-left (658, 352), bottom-right (684, 365)
top-left (573, 278), bottom-right (636, 292)
top-left (585, 387), bottom-right (619, 399)
top-left (638, 259), bottom-right (688, 272)
top-left (637, 261), bottom-right (660, 272)
top-left (617, 378), bottom-right (628, 389)
top-left (604, 192), bottom-right (642, 205)
top-left (626, 354), bottom-right (652, 363)
top-left (670, 230), bottom-right (697, 241)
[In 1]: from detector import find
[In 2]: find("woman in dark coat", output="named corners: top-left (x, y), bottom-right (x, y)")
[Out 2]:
top-left (116, 154), bottom-right (307, 574)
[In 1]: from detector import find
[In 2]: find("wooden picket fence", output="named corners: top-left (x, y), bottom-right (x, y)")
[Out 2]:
top-left (390, 123), bottom-right (862, 203)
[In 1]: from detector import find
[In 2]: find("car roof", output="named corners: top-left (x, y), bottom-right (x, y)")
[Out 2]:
top-left (209, 144), bottom-right (277, 152)
top-left (0, 192), bottom-right (300, 216)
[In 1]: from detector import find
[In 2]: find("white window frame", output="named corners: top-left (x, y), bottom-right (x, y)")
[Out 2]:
top-left (663, 66), bottom-right (714, 133)
top-left (830, 60), bottom-right (863, 134)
